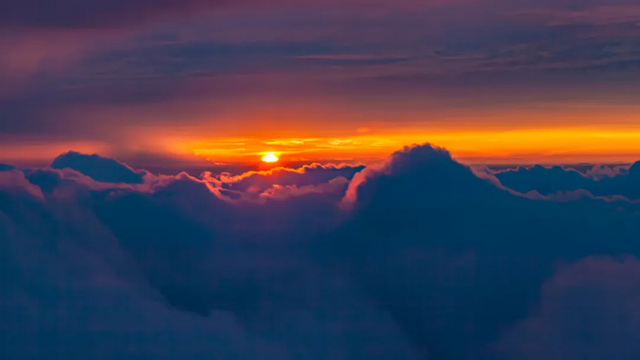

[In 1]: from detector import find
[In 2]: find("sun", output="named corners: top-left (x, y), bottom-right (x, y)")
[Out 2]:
top-left (262, 153), bottom-right (279, 163)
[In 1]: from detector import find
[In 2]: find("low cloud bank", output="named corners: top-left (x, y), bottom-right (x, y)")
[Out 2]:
top-left (494, 162), bottom-right (640, 200)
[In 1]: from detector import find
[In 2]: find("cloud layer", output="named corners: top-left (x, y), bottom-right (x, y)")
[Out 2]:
top-left (494, 162), bottom-right (640, 200)
top-left (3, 144), bottom-right (640, 358)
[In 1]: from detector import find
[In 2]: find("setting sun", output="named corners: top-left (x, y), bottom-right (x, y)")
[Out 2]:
top-left (262, 153), bottom-right (279, 163)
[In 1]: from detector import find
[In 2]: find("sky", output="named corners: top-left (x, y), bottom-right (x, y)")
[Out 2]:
top-left (7, 3), bottom-right (640, 358)
top-left (3, 0), bottom-right (640, 165)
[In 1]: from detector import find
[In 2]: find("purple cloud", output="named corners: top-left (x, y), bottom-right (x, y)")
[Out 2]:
top-left (497, 256), bottom-right (640, 359)
top-left (0, 0), bottom-right (233, 28)
top-left (218, 163), bottom-right (364, 194)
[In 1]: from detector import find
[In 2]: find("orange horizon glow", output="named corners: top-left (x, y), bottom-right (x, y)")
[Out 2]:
top-left (7, 127), bottom-right (640, 165)
top-left (185, 127), bottom-right (640, 165)
top-left (38, 99), bottom-right (639, 166)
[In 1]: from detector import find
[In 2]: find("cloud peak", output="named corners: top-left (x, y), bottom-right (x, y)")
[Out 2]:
top-left (51, 151), bottom-right (146, 184)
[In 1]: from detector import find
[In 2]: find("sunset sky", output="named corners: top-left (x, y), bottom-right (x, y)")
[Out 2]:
top-left (3, 0), bottom-right (640, 165)
top-left (8, 2), bottom-right (640, 358)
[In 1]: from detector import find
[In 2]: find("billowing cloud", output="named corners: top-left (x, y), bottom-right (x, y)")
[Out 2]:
top-left (0, 169), bottom-right (44, 199)
top-left (494, 165), bottom-right (595, 194)
top-left (495, 161), bottom-right (640, 199)
top-left (4, 145), bottom-right (640, 358)
top-left (0, 153), bottom-right (418, 359)
top-left (496, 256), bottom-right (640, 359)
top-left (219, 163), bottom-right (364, 194)
top-left (332, 144), bottom-right (640, 358)
top-left (51, 151), bottom-right (147, 184)
top-left (259, 176), bottom-right (350, 200)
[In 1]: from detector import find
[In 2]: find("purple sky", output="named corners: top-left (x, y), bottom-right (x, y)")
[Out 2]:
top-left (3, 0), bottom-right (640, 164)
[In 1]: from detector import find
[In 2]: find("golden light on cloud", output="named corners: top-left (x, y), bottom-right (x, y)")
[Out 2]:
top-left (262, 152), bottom-right (279, 163)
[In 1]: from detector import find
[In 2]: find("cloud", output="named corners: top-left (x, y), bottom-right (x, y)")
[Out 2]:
top-left (5, 145), bottom-right (640, 358)
top-left (495, 161), bottom-right (640, 199)
top-left (218, 163), bottom-right (364, 194)
top-left (0, 0), bottom-right (233, 29)
top-left (5, 0), bottom-right (633, 30)
top-left (0, 201), bottom-right (250, 358)
top-left (0, 0), bottom-right (457, 30)
top-left (513, 4), bottom-right (640, 26)
top-left (495, 165), bottom-right (596, 194)
top-left (0, 153), bottom-right (419, 359)
top-left (0, 163), bottom-right (15, 171)
top-left (259, 176), bottom-right (350, 200)
top-left (3, 152), bottom-right (388, 357)
top-left (0, 169), bottom-right (44, 200)
top-left (332, 143), bottom-right (640, 358)
top-left (496, 256), bottom-right (640, 359)
top-left (585, 164), bottom-right (629, 180)
top-left (51, 151), bottom-right (147, 184)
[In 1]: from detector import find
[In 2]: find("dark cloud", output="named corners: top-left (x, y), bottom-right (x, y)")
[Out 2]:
top-left (0, 163), bottom-right (14, 171)
top-left (0, 155), bottom-right (418, 359)
top-left (496, 256), bottom-right (640, 359)
top-left (0, 0), bottom-right (232, 28)
top-left (0, 0), bottom-right (478, 29)
top-left (495, 165), bottom-right (597, 194)
top-left (328, 144), bottom-right (640, 358)
top-left (84, 41), bottom-right (351, 78)
top-left (5, 145), bottom-right (640, 358)
top-left (495, 161), bottom-right (640, 199)
top-left (51, 151), bottom-right (146, 184)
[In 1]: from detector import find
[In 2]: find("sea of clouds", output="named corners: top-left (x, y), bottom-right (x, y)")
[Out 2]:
top-left (3, 144), bottom-right (640, 359)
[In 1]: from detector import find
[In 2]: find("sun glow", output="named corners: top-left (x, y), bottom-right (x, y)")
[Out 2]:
top-left (186, 126), bottom-right (640, 165)
top-left (262, 153), bottom-right (279, 163)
